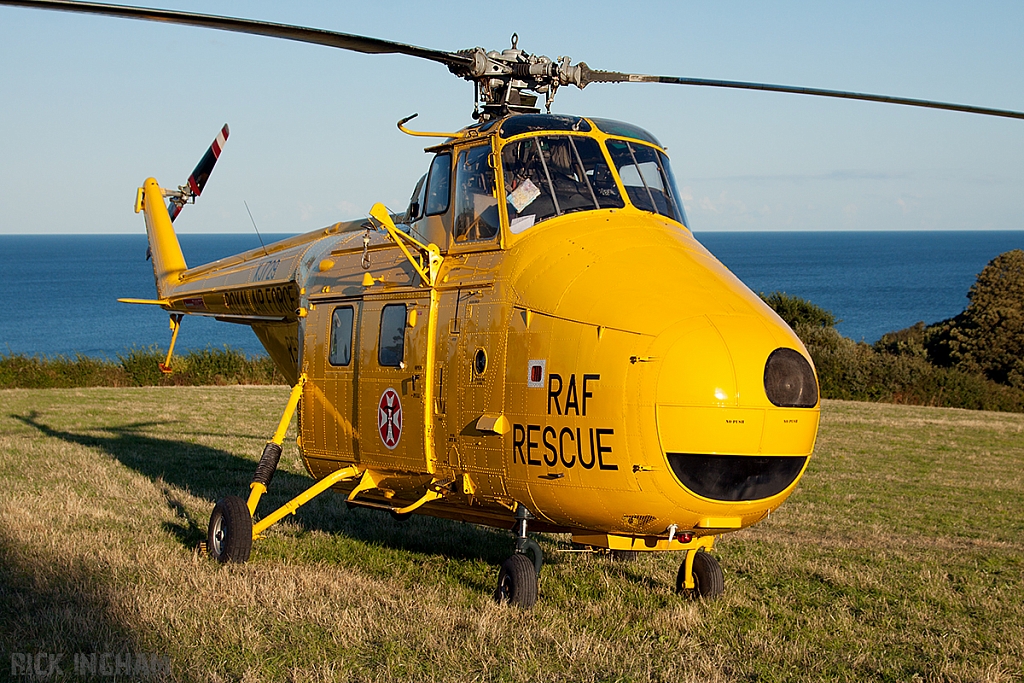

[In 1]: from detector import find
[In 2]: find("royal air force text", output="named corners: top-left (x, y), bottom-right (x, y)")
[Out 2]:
top-left (512, 373), bottom-right (618, 471)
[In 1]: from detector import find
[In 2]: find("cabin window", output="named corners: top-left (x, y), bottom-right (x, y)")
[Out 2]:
top-left (501, 135), bottom-right (622, 233)
top-left (453, 145), bottom-right (500, 242)
top-left (606, 140), bottom-right (686, 225)
top-left (378, 304), bottom-right (407, 367)
top-left (425, 153), bottom-right (452, 216)
top-left (329, 306), bottom-right (354, 366)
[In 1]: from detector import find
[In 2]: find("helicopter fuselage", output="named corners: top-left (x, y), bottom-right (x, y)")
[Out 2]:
top-left (140, 113), bottom-right (820, 551)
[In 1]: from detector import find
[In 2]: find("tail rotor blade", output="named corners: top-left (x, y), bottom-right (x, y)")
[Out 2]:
top-left (168, 202), bottom-right (183, 222)
top-left (169, 123), bottom-right (229, 222)
top-left (188, 123), bottom-right (229, 198)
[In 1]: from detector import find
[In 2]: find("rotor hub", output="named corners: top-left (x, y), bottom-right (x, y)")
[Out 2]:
top-left (451, 36), bottom-right (590, 120)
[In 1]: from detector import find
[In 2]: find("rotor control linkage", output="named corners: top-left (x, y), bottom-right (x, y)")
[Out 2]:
top-left (246, 374), bottom-right (306, 516)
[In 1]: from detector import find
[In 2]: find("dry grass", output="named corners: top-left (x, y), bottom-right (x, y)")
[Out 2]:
top-left (1, 389), bottom-right (1022, 682)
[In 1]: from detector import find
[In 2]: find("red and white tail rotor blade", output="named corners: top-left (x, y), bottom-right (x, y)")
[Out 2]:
top-left (169, 123), bottom-right (230, 222)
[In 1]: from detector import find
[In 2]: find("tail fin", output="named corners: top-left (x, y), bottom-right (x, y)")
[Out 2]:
top-left (133, 124), bottom-right (230, 298)
top-left (136, 178), bottom-right (187, 299)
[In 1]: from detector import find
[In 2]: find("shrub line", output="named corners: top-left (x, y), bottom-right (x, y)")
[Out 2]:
top-left (0, 346), bottom-right (286, 389)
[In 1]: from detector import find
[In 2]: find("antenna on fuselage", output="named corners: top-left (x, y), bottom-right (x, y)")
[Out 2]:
top-left (244, 201), bottom-right (268, 257)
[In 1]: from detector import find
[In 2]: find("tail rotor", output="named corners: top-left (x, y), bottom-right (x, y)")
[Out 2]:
top-left (167, 124), bottom-right (230, 221)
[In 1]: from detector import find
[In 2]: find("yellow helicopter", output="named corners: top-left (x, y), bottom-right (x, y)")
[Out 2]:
top-left (6, 0), bottom-right (1024, 608)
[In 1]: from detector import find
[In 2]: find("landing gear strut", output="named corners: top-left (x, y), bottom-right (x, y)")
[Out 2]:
top-left (676, 548), bottom-right (724, 599)
top-left (495, 504), bottom-right (542, 608)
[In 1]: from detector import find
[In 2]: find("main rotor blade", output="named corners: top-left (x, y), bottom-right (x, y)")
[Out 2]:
top-left (0, 0), bottom-right (473, 70)
top-left (581, 68), bottom-right (1024, 121)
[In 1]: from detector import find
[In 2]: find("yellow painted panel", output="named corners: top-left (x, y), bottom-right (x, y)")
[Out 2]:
top-left (655, 318), bottom-right (737, 407)
top-left (761, 408), bottom-right (820, 456)
top-left (697, 517), bottom-right (742, 529)
top-left (657, 405), bottom-right (765, 455)
top-left (571, 533), bottom-right (715, 552)
top-left (706, 314), bottom-right (776, 408)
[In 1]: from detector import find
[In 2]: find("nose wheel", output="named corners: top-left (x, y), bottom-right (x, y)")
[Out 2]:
top-left (676, 549), bottom-right (724, 599)
top-left (495, 554), bottom-right (538, 607)
top-left (494, 504), bottom-right (543, 608)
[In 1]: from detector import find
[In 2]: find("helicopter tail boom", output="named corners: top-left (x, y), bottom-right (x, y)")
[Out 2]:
top-left (136, 177), bottom-right (187, 298)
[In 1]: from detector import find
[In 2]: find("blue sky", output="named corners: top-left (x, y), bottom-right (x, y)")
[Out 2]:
top-left (1, 0), bottom-right (1023, 234)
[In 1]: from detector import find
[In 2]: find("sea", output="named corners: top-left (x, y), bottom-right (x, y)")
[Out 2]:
top-left (1, 231), bottom-right (1022, 359)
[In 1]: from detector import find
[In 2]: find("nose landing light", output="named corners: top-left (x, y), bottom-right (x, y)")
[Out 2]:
top-left (764, 348), bottom-right (818, 408)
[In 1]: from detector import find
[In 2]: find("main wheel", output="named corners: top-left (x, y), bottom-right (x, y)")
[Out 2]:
top-left (494, 554), bottom-right (538, 608)
top-left (676, 550), bottom-right (724, 599)
top-left (207, 495), bottom-right (252, 563)
top-left (611, 549), bottom-right (638, 562)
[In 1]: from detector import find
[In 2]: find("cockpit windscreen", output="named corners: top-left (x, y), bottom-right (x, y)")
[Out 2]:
top-left (501, 135), bottom-right (623, 233)
top-left (606, 140), bottom-right (686, 225)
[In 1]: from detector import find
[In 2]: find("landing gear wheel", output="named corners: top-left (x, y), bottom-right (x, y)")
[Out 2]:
top-left (207, 495), bottom-right (252, 563)
top-left (389, 510), bottom-right (412, 522)
top-left (676, 550), bottom-right (724, 599)
top-left (611, 550), bottom-right (638, 562)
top-left (494, 554), bottom-right (538, 608)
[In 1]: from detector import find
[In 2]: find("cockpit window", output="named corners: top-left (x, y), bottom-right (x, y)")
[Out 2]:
top-left (405, 173), bottom-right (426, 223)
top-left (500, 114), bottom-right (591, 138)
top-left (606, 140), bottom-right (686, 225)
top-left (501, 135), bottom-right (623, 233)
top-left (453, 145), bottom-right (500, 242)
top-left (424, 152), bottom-right (451, 216)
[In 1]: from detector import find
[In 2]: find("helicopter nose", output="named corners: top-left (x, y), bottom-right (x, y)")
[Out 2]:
top-left (651, 314), bottom-right (818, 502)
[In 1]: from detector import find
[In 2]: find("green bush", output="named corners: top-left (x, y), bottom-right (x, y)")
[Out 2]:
top-left (0, 347), bottom-right (285, 389)
top-left (926, 249), bottom-right (1024, 388)
top-left (759, 291), bottom-right (838, 330)
top-left (0, 353), bottom-right (125, 389)
top-left (874, 321), bottom-right (929, 359)
top-left (809, 336), bottom-right (1024, 411)
top-left (118, 346), bottom-right (167, 387)
top-left (761, 290), bottom-right (1024, 413)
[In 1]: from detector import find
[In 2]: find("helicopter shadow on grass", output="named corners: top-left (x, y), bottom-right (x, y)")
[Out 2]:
top-left (0, 527), bottom-right (141, 658)
top-left (10, 411), bottom-right (514, 568)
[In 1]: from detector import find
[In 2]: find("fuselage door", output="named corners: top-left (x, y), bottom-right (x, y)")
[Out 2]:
top-left (357, 292), bottom-right (435, 474)
top-left (301, 298), bottom-right (361, 464)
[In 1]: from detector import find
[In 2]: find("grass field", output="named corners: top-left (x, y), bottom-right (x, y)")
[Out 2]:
top-left (1, 387), bottom-right (1021, 682)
